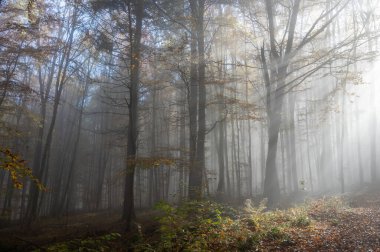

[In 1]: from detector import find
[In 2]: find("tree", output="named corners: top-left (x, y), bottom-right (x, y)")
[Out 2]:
top-left (24, 0), bottom-right (80, 226)
top-left (259, 0), bottom-right (301, 207)
top-left (250, 0), bottom-right (367, 206)
top-left (122, 0), bottom-right (145, 231)
top-left (188, 0), bottom-right (206, 200)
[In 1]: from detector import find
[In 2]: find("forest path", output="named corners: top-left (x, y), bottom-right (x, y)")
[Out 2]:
top-left (281, 188), bottom-right (380, 251)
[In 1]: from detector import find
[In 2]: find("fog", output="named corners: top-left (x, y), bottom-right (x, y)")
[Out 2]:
top-left (1, 0), bottom-right (380, 246)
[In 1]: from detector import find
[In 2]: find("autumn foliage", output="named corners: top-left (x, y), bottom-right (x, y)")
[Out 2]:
top-left (0, 147), bottom-right (44, 191)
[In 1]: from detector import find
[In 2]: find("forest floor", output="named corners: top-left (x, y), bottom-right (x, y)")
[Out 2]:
top-left (0, 186), bottom-right (380, 251)
top-left (262, 186), bottom-right (380, 251)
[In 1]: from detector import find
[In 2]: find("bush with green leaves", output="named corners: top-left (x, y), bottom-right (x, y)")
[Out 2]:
top-left (142, 199), bottom-right (313, 251)
top-left (149, 197), bottom-right (366, 251)
top-left (149, 201), bottom-right (256, 251)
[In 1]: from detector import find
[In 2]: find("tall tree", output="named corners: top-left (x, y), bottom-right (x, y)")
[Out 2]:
top-left (257, 0), bottom-right (355, 206)
top-left (260, 0), bottom-right (301, 206)
top-left (25, 1), bottom-right (79, 225)
top-left (188, 0), bottom-right (206, 200)
top-left (122, 0), bottom-right (145, 231)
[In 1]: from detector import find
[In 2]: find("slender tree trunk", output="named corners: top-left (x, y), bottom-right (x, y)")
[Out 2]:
top-left (195, 0), bottom-right (206, 200)
top-left (246, 87), bottom-right (253, 196)
top-left (305, 105), bottom-right (314, 192)
top-left (236, 117), bottom-right (241, 198)
top-left (231, 119), bottom-right (236, 197)
top-left (370, 87), bottom-right (377, 183)
top-left (187, 0), bottom-right (199, 200)
top-left (280, 130), bottom-right (286, 193)
top-left (122, 0), bottom-right (144, 231)
top-left (216, 113), bottom-right (225, 198)
top-left (179, 102), bottom-right (186, 201)
top-left (224, 120), bottom-right (231, 196)
top-left (188, 0), bottom-right (206, 200)
top-left (288, 92), bottom-right (298, 192)
top-left (355, 101), bottom-right (364, 185)
top-left (25, 10), bottom-right (77, 225)
top-left (260, 122), bottom-right (266, 193)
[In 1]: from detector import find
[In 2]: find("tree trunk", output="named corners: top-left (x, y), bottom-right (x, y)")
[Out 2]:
top-left (288, 91), bottom-right (298, 192)
top-left (122, 0), bottom-right (144, 231)
top-left (188, 0), bottom-right (206, 200)
top-left (263, 90), bottom-right (283, 207)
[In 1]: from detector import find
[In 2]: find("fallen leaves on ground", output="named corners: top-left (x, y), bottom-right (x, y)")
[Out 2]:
top-left (265, 190), bottom-right (380, 251)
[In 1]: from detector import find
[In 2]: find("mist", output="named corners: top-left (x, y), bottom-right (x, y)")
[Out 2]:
top-left (1, 0), bottom-right (380, 250)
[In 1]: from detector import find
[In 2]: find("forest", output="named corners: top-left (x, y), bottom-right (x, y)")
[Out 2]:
top-left (1, 0), bottom-right (380, 251)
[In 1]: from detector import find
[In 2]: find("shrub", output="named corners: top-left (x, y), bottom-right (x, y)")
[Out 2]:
top-left (291, 215), bottom-right (311, 227)
top-left (152, 201), bottom-right (255, 251)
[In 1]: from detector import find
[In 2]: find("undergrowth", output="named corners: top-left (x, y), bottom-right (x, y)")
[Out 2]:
top-left (133, 199), bottom-right (316, 251)
top-left (307, 196), bottom-right (349, 222)
top-left (35, 233), bottom-right (122, 252)
top-left (40, 196), bottom-right (350, 251)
